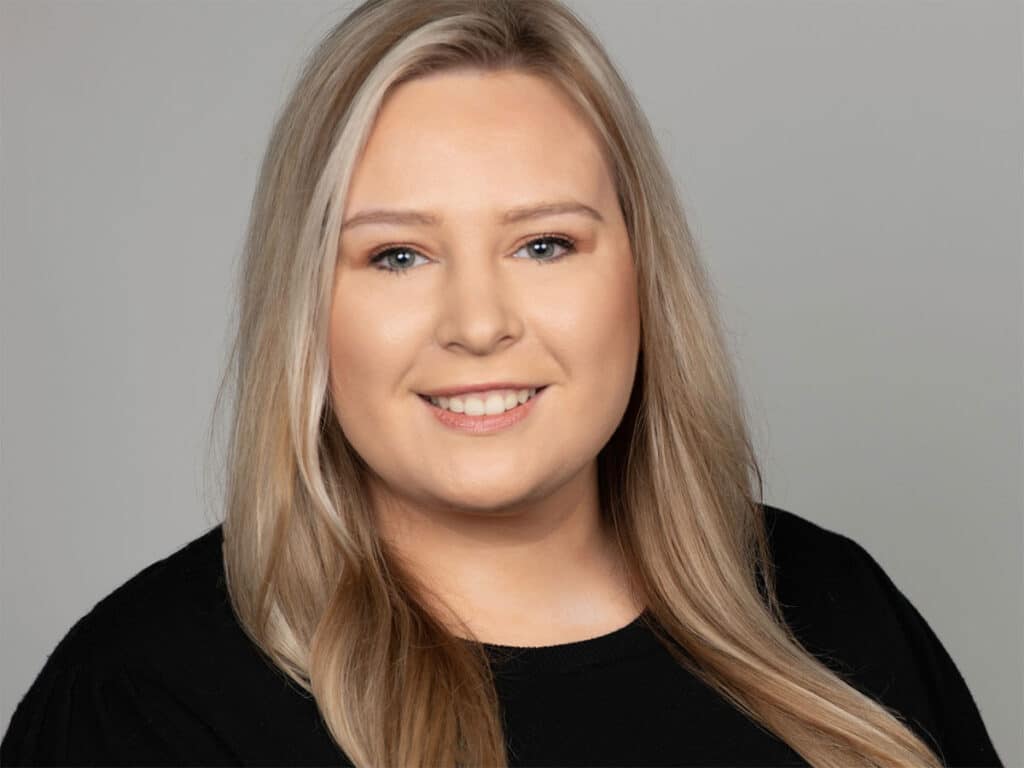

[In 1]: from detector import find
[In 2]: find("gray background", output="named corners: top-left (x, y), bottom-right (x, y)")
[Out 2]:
top-left (2, 0), bottom-right (1021, 763)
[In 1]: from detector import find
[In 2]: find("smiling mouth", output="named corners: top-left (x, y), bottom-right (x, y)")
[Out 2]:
top-left (417, 385), bottom-right (548, 414)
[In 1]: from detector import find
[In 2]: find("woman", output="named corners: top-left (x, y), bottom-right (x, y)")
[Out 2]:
top-left (1, 0), bottom-right (1003, 766)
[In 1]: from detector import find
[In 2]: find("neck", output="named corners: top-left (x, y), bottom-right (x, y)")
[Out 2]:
top-left (370, 460), bottom-right (643, 645)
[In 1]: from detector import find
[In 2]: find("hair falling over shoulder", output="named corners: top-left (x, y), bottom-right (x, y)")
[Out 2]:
top-left (203, 1), bottom-right (946, 765)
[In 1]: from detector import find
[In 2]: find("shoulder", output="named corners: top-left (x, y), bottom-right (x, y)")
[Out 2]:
top-left (2, 524), bottom-right (356, 766)
top-left (1, 525), bottom-right (241, 764)
top-left (761, 501), bottom-right (863, 578)
top-left (760, 504), bottom-right (905, 685)
top-left (50, 523), bottom-right (229, 671)
top-left (760, 503), bottom-right (1003, 767)
top-left (761, 504), bottom-right (880, 633)
top-left (760, 503), bottom-right (933, 681)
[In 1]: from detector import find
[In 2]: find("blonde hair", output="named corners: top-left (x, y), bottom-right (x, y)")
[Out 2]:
top-left (206, 0), bottom-right (946, 765)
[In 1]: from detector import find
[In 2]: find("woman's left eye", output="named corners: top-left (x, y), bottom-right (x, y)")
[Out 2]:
top-left (514, 235), bottom-right (577, 265)
top-left (368, 234), bottom-right (577, 277)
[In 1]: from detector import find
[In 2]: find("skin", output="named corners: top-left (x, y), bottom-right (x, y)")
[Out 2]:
top-left (328, 68), bottom-right (643, 646)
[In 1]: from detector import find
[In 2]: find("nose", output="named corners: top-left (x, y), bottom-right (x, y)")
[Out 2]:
top-left (434, 254), bottom-right (524, 355)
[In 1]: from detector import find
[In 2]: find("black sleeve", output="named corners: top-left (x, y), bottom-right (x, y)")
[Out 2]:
top-left (849, 541), bottom-right (1004, 768)
top-left (1, 648), bottom-right (238, 766)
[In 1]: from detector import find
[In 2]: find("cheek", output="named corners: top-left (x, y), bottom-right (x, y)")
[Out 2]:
top-left (585, 261), bottom-right (641, 440)
top-left (328, 300), bottom-right (367, 399)
top-left (535, 256), bottom-right (640, 431)
top-left (327, 281), bottom-right (408, 407)
top-left (558, 255), bottom-right (640, 372)
top-left (583, 255), bottom-right (640, 416)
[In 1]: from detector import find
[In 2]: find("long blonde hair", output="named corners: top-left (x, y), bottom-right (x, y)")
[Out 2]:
top-left (207, 0), bottom-right (945, 765)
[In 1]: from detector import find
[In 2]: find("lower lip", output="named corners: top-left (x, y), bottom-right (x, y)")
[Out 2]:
top-left (419, 387), bottom-right (547, 434)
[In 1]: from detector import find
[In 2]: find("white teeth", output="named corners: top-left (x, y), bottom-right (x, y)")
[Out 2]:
top-left (429, 387), bottom-right (538, 415)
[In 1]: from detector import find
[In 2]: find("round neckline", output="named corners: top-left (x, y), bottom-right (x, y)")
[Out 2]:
top-left (473, 608), bottom-right (662, 674)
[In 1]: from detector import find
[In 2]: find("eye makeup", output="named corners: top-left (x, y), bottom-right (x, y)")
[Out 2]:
top-left (368, 233), bottom-right (578, 277)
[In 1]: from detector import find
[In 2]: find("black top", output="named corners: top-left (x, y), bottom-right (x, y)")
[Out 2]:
top-left (1, 505), bottom-right (1003, 767)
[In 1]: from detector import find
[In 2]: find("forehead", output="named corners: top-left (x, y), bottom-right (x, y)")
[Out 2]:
top-left (345, 69), bottom-right (614, 213)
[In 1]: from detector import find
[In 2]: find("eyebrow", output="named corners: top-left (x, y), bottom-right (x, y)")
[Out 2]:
top-left (340, 200), bottom-right (604, 232)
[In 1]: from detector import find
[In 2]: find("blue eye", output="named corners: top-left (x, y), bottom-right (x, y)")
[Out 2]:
top-left (368, 234), bottom-right (577, 277)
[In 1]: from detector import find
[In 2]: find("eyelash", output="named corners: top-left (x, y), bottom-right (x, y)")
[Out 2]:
top-left (367, 234), bottom-right (578, 277)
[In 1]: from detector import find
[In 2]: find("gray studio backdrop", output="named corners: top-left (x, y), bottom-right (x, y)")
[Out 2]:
top-left (2, 0), bottom-right (1021, 763)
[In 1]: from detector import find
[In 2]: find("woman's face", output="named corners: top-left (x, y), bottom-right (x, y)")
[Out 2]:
top-left (329, 68), bottom-right (640, 522)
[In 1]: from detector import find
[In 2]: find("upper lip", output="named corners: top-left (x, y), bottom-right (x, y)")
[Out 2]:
top-left (418, 382), bottom-right (547, 398)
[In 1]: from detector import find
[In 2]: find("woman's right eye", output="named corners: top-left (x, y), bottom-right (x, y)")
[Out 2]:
top-left (368, 246), bottom-right (427, 278)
